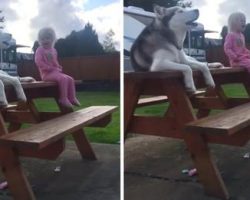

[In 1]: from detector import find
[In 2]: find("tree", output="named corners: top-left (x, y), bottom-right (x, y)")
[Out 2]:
top-left (32, 41), bottom-right (39, 53)
top-left (102, 29), bottom-right (117, 53)
top-left (220, 26), bottom-right (228, 45)
top-left (0, 10), bottom-right (5, 29)
top-left (52, 22), bottom-right (104, 57)
top-left (124, 0), bottom-right (192, 11)
top-left (74, 23), bottom-right (104, 56)
top-left (32, 23), bottom-right (105, 57)
top-left (244, 23), bottom-right (250, 44)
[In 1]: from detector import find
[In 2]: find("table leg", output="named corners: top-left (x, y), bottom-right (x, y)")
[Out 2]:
top-left (186, 134), bottom-right (229, 199)
top-left (124, 79), bottom-right (141, 139)
top-left (8, 123), bottom-right (22, 132)
top-left (56, 99), bottom-right (97, 160)
top-left (0, 113), bottom-right (8, 136)
top-left (72, 129), bottom-right (97, 160)
top-left (1, 148), bottom-right (35, 200)
top-left (163, 81), bottom-right (229, 199)
top-left (196, 109), bottom-right (210, 118)
top-left (8, 100), bottom-right (39, 132)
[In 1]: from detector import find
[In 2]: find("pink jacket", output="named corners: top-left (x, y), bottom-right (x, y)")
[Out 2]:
top-left (35, 46), bottom-right (62, 79)
top-left (224, 32), bottom-right (250, 66)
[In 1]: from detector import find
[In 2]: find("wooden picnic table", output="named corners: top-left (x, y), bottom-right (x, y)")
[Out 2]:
top-left (0, 81), bottom-right (116, 200)
top-left (124, 67), bottom-right (250, 199)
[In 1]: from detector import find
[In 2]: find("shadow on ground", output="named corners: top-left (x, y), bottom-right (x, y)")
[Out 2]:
top-left (125, 135), bottom-right (250, 200)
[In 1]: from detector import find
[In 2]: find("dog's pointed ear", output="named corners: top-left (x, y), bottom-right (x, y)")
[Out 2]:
top-left (153, 4), bottom-right (164, 17)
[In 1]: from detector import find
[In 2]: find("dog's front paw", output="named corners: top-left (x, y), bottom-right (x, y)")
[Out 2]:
top-left (185, 86), bottom-right (196, 94)
top-left (208, 62), bottom-right (224, 68)
top-left (19, 77), bottom-right (36, 82)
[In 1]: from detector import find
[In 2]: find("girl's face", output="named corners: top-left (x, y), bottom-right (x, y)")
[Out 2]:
top-left (235, 15), bottom-right (246, 32)
top-left (40, 34), bottom-right (54, 48)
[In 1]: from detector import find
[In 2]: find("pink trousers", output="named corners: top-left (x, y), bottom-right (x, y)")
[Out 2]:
top-left (42, 71), bottom-right (77, 105)
top-left (232, 57), bottom-right (250, 73)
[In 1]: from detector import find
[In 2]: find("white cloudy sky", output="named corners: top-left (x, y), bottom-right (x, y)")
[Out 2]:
top-left (0, 0), bottom-right (121, 53)
top-left (1, 0), bottom-right (250, 53)
top-left (191, 0), bottom-right (250, 38)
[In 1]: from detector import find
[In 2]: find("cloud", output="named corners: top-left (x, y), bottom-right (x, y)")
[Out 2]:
top-left (2, 0), bottom-right (120, 52)
top-left (218, 0), bottom-right (250, 27)
top-left (76, 2), bottom-right (121, 47)
top-left (190, 0), bottom-right (207, 8)
top-left (0, 0), bottom-right (18, 22)
top-left (30, 0), bottom-right (87, 41)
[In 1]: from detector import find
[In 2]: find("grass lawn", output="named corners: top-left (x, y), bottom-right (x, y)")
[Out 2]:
top-left (136, 83), bottom-right (249, 116)
top-left (34, 91), bottom-right (120, 144)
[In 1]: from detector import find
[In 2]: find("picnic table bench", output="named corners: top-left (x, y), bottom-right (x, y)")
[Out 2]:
top-left (125, 67), bottom-right (250, 199)
top-left (0, 81), bottom-right (117, 200)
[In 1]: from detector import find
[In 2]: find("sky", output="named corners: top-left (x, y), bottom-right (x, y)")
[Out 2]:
top-left (1, 0), bottom-right (250, 53)
top-left (0, 0), bottom-right (121, 53)
top-left (191, 0), bottom-right (250, 38)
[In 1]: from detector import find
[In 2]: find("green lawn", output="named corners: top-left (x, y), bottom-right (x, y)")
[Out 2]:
top-left (34, 91), bottom-right (120, 144)
top-left (136, 83), bottom-right (249, 116)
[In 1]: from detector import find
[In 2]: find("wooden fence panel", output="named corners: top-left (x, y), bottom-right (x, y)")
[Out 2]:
top-left (18, 54), bottom-right (120, 81)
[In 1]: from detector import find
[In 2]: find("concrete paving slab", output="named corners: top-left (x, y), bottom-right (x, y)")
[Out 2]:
top-left (125, 135), bottom-right (250, 200)
top-left (0, 141), bottom-right (120, 200)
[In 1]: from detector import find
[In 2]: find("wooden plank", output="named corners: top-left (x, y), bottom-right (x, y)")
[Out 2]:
top-left (19, 139), bottom-right (65, 160)
top-left (186, 102), bottom-right (250, 135)
top-left (129, 116), bottom-right (182, 138)
top-left (40, 112), bottom-right (112, 127)
top-left (0, 106), bottom-right (117, 149)
top-left (192, 96), bottom-right (226, 109)
top-left (227, 98), bottom-right (250, 107)
top-left (162, 80), bottom-right (229, 199)
top-left (124, 78), bottom-right (142, 138)
top-left (137, 96), bottom-right (168, 107)
top-left (72, 129), bottom-right (97, 160)
top-left (0, 148), bottom-right (35, 200)
top-left (0, 113), bottom-right (7, 136)
top-left (5, 110), bottom-right (38, 123)
top-left (56, 102), bottom-right (97, 160)
top-left (88, 115), bottom-right (111, 127)
top-left (125, 67), bottom-right (244, 80)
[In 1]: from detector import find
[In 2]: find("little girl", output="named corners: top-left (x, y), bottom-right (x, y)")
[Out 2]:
top-left (35, 27), bottom-right (80, 107)
top-left (224, 12), bottom-right (250, 70)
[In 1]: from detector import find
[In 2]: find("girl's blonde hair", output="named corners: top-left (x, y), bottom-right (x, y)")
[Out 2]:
top-left (228, 12), bottom-right (246, 32)
top-left (38, 27), bottom-right (56, 46)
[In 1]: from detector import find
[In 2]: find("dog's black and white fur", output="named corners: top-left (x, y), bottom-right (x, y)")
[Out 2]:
top-left (130, 5), bottom-right (222, 92)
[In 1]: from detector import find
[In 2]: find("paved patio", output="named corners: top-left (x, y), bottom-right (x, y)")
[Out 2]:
top-left (125, 135), bottom-right (250, 200)
top-left (0, 141), bottom-right (120, 200)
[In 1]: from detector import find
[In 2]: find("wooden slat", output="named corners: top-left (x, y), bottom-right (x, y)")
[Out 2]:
top-left (5, 110), bottom-right (38, 123)
top-left (186, 102), bottom-right (250, 135)
top-left (125, 67), bottom-right (245, 79)
top-left (137, 96), bottom-right (168, 107)
top-left (0, 104), bottom-right (17, 111)
top-left (0, 106), bottom-right (116, 149)
top-left (129, 115), bottom-right (182, 138)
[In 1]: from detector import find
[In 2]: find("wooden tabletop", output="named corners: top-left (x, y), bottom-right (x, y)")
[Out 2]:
top-left (124, 67), bottom-right (245, 79)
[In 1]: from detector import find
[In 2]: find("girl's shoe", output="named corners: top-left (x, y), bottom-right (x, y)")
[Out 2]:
top-left (70, 99), bottom-right (81, 106)
top-left (59, 99), bottom-right (73, 108)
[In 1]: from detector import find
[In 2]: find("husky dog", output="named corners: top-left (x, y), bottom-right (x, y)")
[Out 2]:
top-left (0, 70), bottom-right (35, 107)
top-left (130, 5), bottom-right (222, 92)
